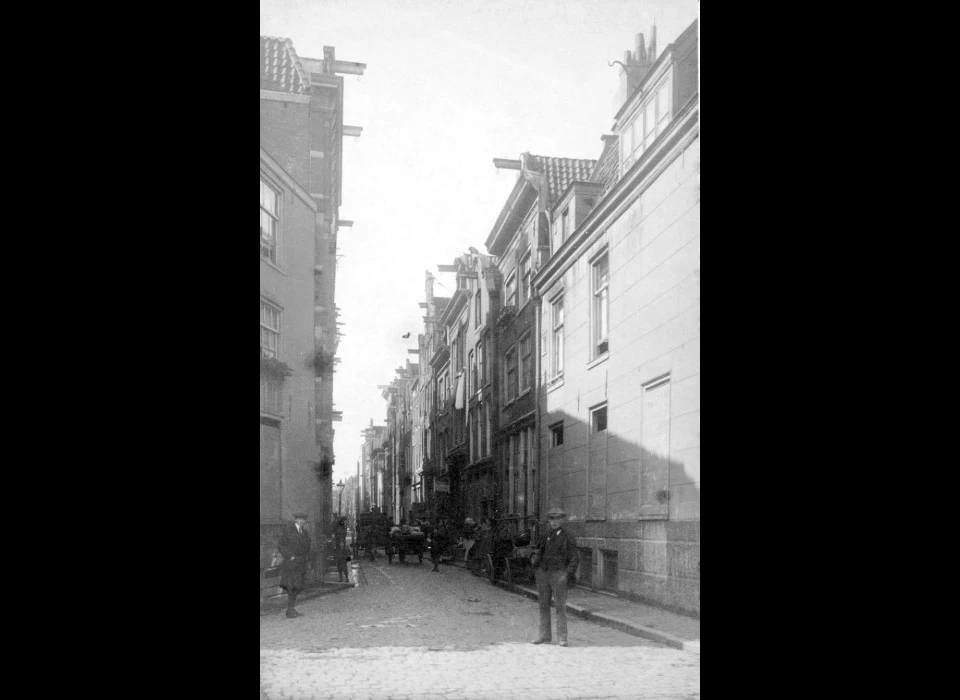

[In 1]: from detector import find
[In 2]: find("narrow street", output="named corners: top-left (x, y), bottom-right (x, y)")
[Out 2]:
top-left (260, 561), bottom-right (700, 700)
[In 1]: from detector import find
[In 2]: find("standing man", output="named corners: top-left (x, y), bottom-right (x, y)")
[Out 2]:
top-left (279, 512), bottom-right (313, 619)
top-left (334, 517), bottom-right (350, 583)
top-left (531, 507), bottom-right (580, 647)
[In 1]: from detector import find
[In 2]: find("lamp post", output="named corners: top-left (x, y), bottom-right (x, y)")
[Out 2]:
top-left (337, 479), bottom-right (346, 519)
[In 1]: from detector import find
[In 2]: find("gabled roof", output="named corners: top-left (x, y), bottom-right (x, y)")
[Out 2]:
top-left (260, 36), bottom-right (311, 95)
top-left (536, 156), bottom-right (597, 209)
top-left (589, 136), bottom-right (621, 196)
top-left (486, 154), bottom-right (596, 254)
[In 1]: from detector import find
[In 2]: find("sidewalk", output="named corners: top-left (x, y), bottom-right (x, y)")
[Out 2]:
top-left (452, 562), bottom-right (700, 652)
top-left (259, 578), bottom-right (354, 617)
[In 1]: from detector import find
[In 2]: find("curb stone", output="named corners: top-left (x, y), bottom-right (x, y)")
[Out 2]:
top-left (492, 578), bottom-right (695, 651)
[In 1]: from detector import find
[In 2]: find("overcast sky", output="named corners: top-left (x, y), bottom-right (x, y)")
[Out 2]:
top-left (260, 0), bottom-right (700, 484)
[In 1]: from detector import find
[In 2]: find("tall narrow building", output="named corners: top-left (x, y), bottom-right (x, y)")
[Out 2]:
top-left (260, 37), bottom-right (365, 596)
top-left (535, 22), bottom-right (700, 615)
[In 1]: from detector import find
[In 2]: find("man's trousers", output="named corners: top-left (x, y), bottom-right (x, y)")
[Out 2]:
top-left (536, 569), bottom-right (570, 642)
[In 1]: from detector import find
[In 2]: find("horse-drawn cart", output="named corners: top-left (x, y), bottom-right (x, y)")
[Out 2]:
top-left (355, 512), bottom-right (392, 562)
top-left (389, 525), bottom-right (426, 565)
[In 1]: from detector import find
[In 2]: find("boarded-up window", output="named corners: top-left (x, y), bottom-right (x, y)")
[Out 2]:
top-left (639, 377), bottom-right (671, 519)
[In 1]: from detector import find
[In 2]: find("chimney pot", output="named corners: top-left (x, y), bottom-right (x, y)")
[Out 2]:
top-left (636, 33), bottom-right (646, 61)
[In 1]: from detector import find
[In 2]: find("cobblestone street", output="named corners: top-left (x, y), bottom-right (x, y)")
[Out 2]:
top-left (260, 562), bottom-right (700, 700)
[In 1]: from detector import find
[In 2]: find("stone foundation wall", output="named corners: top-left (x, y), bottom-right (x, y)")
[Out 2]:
top-left (569, 520), bottom-right (700, 617)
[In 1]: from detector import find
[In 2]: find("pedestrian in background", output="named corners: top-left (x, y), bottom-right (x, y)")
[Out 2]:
top-left (428, 519), bottom-right (449, 573)
top-left (531, 507), bottom-right (580, 647)
top-left (279, 512), bottom-right (313, 619)
top-left (461, 518), bottom-right (478, 568)
top-left (334, 517), bottom-right (350, 583)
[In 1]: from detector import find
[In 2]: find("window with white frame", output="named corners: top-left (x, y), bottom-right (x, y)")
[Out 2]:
top-left (477, 340), bottom-right (485, 386)
top-left (505, 346), bottom-right (518, 403)
top-left (620, 76), bottom-right (673, 174)
top-left (592, 404), bottom-right (608, 433)
top-left (520, 252), bottom-right (532, 306)
top-left (505, 272), bottom-right (517, 308)
top-left (592, 254), bottom-right (610, 357)
top-left (468, 350), bottom-right (476, 395)
top-left (260, 300), bottom-right (281, 359)
top-left (260, 178), bottom-right (279, 264)
top-left (519, 332), bottom-right (533, 393)
top-left (551, 296), bottom-right (565, 378)
top-left (481, 404), bottom-right (489, 457)
top-left (475, 292), bottom-right (482, 328)
top-left (550, 422), bottom-right (565, 448)
top-left (260, 374), bottom-right (282, 415)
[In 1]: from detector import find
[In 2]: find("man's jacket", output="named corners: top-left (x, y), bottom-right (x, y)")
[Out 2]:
top-left (533, 527), bottom-right (580, 576)
top-left (279, 526), bottom-right (312, 567)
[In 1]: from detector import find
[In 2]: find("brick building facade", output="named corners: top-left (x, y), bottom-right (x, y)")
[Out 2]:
top-left (260, 36), bottom-right (365, 597)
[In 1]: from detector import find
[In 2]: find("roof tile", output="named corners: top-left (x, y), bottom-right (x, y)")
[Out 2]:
top-left (528, 155), bottom-right (598, 208)
top-left (260, 36), bottom-right (310, 95)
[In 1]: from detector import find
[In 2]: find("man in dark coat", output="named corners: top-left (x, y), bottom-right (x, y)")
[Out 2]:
top-left (427, 519), bottom-right (448, 573)
top-left (531, 507), bottom-right (581, 647)
top-left (279, 513), bottom-right (313, 618)
top-left (334, 517), bottom-right (350, 583)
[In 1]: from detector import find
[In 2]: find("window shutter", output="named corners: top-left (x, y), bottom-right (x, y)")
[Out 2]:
top-left (639, 379), bottom-right (671, 519)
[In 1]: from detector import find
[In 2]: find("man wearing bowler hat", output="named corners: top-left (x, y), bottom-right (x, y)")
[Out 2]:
top-left (531, 506), bottom-right (580, 647)
top-left (279, 512), bottom-right (313, 619)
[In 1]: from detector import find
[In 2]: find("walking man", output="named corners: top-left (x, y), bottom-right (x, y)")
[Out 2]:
top-left (279, 512), bottom-right (313, 619)
top-left (531, 507), bottom-right (580, 647)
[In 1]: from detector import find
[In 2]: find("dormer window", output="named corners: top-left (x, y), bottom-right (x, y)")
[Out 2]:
top-left (620, 76), bottom-right (673, 175)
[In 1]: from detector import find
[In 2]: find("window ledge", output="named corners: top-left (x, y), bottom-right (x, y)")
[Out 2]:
top-left (518, 388), bottom-right (532, 400)
top-left (588, 353), bottom-right (610, 371)
top-left (547, 377), bottom-right (565, 394)
top-left (260, 257), bottom-right (287, 275)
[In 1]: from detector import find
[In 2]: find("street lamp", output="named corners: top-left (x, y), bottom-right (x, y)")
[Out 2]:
top-left (337, 479), bottom-right (346, 519)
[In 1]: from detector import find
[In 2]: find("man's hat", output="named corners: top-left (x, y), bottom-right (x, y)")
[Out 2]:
top-left (546, 507), bottom-right (567, 519)
top-left (294, 512), bottom-right (309, 520)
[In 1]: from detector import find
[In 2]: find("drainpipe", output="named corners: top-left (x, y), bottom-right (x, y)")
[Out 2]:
top-left (533, 289), bottom-right (543, 528)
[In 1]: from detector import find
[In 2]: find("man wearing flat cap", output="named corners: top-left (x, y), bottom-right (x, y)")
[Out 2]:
top-left (531, 507), bottom-right (580, 647)
top-left (279, 513), bottom-right (313, 619)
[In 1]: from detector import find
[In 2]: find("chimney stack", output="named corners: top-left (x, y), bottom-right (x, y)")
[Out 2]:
top-left (617, 26), bottom-right (658, 110)
top-left (425, 271), bottom-right (434, 303)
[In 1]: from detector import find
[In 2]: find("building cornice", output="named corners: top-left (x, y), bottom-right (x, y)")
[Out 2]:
top-left (440, 288), bottom-right (470, 328)
top-left (535, 95), bottom-right (699, 291)
top-left (485, 177), bottom-right (537, 256)
top-left (260, 146), bottom-right (318, 211)
top-left (260, 89), bottom-right (311, 105)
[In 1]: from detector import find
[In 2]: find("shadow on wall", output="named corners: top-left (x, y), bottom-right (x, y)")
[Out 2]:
top-left (541, 410), bottom-right (700, 615)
